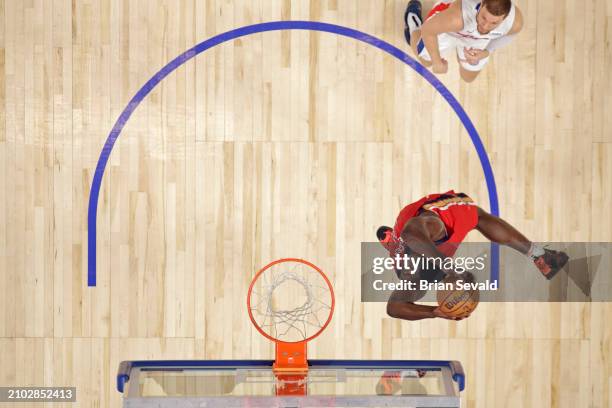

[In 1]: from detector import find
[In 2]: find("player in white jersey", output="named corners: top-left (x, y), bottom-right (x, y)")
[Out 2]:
top-left (403, 0), bottom-right (523, 82)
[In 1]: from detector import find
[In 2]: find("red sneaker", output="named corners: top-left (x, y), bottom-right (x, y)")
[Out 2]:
top-left (534, 248), bottom-right (569, 280)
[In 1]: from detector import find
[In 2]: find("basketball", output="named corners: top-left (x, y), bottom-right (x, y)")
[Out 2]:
top-left (436, 274), bottom-right (480, 318)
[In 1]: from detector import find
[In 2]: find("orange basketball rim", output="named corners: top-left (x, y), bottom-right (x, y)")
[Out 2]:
top-left (247, 258), bottom-right (335, 395)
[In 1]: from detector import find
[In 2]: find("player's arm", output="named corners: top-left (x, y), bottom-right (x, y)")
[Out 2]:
top-left (420, 0), bottom-right (464, 70)
top-left (484, 6), bottom-right (523, 54)
top-left (386, 290), bottom-right (460, 321)
top-left (387, 295), bottom-right (436, 320)
top-left (400, 215), bottom-right (448, 260)
top-left (508, 6), bottom-right (524, 35)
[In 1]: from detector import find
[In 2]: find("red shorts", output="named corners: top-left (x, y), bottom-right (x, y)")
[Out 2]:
top-left (393, 191), bottom-right (479, 257)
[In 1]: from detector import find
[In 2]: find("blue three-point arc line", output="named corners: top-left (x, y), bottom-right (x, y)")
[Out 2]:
top-left (87, 21), bottom-right (500, 287)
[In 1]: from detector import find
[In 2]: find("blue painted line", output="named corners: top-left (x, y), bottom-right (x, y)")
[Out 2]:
top-left (88, 20), bottom-right (500, 287)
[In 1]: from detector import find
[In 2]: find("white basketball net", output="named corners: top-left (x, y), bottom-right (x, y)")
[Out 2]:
top-left (249, 261), bottom-right (333, 343)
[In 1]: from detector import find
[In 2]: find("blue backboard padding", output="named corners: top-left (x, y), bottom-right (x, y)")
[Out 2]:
top-left (116, 359), bottom-right (465, 393)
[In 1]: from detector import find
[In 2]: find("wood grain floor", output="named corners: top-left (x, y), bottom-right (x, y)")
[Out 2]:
top-left (1, 0), bottom-right (611, 406)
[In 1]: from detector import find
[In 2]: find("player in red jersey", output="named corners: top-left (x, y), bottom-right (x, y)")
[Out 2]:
top-left (377, 191), bottom-right (568, 321)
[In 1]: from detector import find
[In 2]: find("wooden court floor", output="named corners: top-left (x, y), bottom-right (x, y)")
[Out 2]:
top-left (1, 0), bottom-right (611, 406)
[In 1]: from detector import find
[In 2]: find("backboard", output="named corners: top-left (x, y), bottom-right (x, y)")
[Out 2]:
top-left (117, 359), bottom-right (465, 407)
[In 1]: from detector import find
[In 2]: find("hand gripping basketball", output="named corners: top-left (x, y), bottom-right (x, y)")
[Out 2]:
top-left (435, 272), bottom-right (480, 319)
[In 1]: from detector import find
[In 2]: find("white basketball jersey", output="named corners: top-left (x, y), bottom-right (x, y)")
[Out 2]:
top-left (449, 0), bottom-right (516, 49)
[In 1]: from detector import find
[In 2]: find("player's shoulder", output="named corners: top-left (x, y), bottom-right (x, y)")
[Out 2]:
top-left (444, 0), bottom-right (469, 30)
top-left (448, 0), bottom-right (465, 15)
top-left (509, 5), bottom-right (524, 34)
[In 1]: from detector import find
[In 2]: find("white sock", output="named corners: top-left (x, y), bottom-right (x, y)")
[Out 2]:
top-left (407, 13), bottom-right (422, 34)
top-left (527, 243), bottom-right (545, 260)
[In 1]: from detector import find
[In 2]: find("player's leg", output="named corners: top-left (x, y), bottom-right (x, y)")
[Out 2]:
top-left (458, 64), bottom-right (481, 83)
top-left (404, 0), bottom-right (432, 66)
top-left (475, 207), bottom-right (569, 279)
top-left (474, 207), bottom-right (531, 254)
top-left (405, 1), bottom-right (456, 68)
top-left (409, 31), bottom-right (433, 68)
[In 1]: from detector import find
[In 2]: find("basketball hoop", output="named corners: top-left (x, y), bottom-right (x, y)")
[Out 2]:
top-left (247, 258), bottom-right (335, 395)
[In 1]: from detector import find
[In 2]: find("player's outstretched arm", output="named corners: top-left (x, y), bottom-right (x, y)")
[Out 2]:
top-left (387, 297), bottom-right (436, 320)
top-left (386, 290), bottom-right (464, 321)
top-left (420, 1), bottom-right (463, 73)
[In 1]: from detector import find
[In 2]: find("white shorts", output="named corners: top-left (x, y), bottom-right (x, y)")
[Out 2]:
top-left (417, 34), bottom-right (490, 72)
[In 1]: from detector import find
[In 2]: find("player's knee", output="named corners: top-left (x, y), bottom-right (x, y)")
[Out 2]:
top-left (459, 65), bottom-right (481, 82)
top-left (460, 71), bottom-right (479, 83)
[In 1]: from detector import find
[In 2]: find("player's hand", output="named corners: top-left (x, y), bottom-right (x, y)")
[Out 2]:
top-left (433, 307), bottom-right (465, 320)
top-left (463, 48), bottom-right (489, 65)
top-left (432, 59), bottom-right (448, 74)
